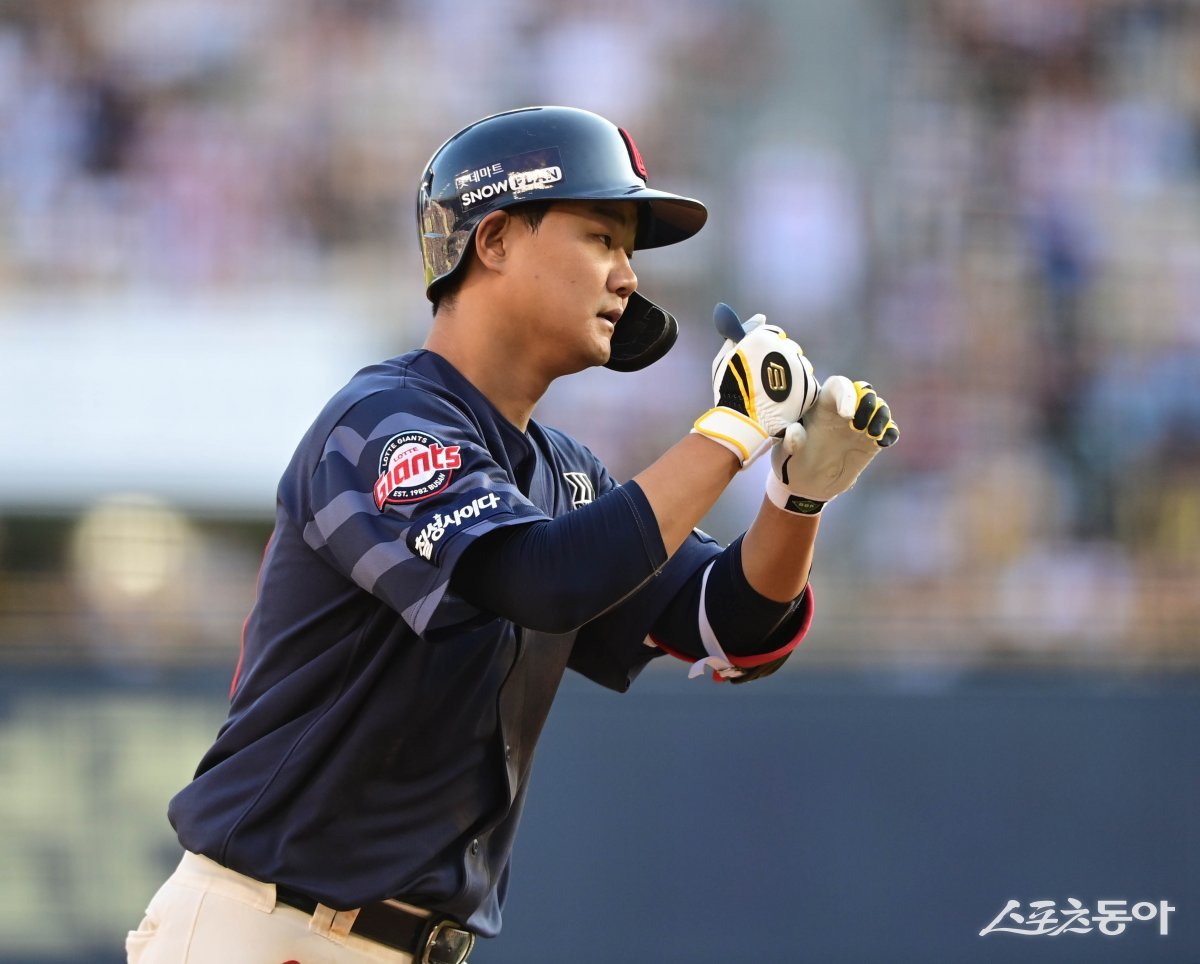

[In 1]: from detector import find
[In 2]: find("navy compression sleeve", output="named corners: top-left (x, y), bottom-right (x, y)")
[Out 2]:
top-left (449, 480), bottom-right (667, 634)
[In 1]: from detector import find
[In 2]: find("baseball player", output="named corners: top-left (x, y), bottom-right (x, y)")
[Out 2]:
top-left (126, 106), bottom-right (897, 963)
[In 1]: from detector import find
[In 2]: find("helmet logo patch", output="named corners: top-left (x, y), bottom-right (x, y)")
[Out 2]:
top-left (454, 147), bottom-right (565, 211)
top-left (454, 163), bottom-right (503, 191)
top-left (619, 128), bottom-right (648, 181)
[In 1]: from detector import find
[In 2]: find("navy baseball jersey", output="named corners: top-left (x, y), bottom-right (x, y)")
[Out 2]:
top-left (168, 349), bottom-right (729, 936)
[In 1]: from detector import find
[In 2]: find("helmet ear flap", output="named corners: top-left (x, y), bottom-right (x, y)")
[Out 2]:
top-left (604, 292), bottom-right (678, 372)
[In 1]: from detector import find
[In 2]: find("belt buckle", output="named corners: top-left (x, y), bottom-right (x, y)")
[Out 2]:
top-left (422, 919), bottom-right (475, 964)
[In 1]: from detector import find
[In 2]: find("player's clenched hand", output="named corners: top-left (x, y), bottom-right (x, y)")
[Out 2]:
top-left (766, 376), bottom-right (899, 514)
top-left (692, 307), bottom-right (819, 467)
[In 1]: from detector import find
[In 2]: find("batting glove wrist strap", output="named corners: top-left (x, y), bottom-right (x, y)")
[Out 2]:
top-left (764, 471), bottom-right (826, 515)
top-left (692, 407), bottom-right (772, 467)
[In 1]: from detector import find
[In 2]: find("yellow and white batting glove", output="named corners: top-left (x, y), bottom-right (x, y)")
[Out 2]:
top-left (766, 376), bottom-right (899, 515)
top-left (692, 304), bottom-right (819, 467)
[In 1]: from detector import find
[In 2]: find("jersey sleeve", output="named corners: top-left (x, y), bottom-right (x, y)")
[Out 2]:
top-left (297, 385), bottom-right (545, 638)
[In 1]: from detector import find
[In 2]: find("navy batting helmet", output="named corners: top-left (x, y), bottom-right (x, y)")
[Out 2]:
top-left (417, 106), bottom-right (708, 371)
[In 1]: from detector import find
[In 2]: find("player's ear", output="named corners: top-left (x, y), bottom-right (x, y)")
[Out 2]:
top-left (473, 210), bottom-right (513, 275)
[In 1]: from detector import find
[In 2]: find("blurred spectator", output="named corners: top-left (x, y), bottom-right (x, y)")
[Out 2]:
top-left (1, 0), bottom-right (1198, 666)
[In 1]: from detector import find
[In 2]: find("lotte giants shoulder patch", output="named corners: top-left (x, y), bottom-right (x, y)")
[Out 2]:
top-left (374, 431), bottom-right (461, 509)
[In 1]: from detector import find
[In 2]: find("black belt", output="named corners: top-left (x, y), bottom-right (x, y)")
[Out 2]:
top-left (275, 885), bottom-right (475, 964)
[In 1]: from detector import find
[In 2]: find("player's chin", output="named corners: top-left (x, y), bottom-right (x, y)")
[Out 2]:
top-left (597, 332), bottom-right (614, 365)
top-left (593, 318), bottom-right (616, 364)
top-left (567, 347), bottom-right (610, 376)
top-left (575, 325), bottom-right (613, 370)
top-left (554, 339), bottom-right (609, 378)
top-left (591, 337), bottom-right (615, 371)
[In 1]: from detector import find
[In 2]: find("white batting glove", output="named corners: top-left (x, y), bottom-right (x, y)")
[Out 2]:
top-left (692, 313), bottom-right (819, 467)
top-left (766, 376), bottom-right (899, 515)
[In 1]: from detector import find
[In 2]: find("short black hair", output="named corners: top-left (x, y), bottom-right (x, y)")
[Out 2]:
top-left (430, 201), bottom-right (554, 315)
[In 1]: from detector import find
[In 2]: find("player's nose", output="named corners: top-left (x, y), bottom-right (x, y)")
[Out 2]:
top-left (609, 249), bottom-right (637, 299)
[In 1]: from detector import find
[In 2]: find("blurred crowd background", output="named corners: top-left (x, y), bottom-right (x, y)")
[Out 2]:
top-left (2, 0), bottom-right (1199, 960)
top-left (3, 0), bottom-right (1197, 669)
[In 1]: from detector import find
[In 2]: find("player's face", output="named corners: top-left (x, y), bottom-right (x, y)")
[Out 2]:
top-left (505, 200), bottom-right (639, 375)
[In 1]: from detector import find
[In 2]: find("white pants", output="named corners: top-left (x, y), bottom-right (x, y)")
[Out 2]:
top-left (126, 851), bottom-right (416, 963)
